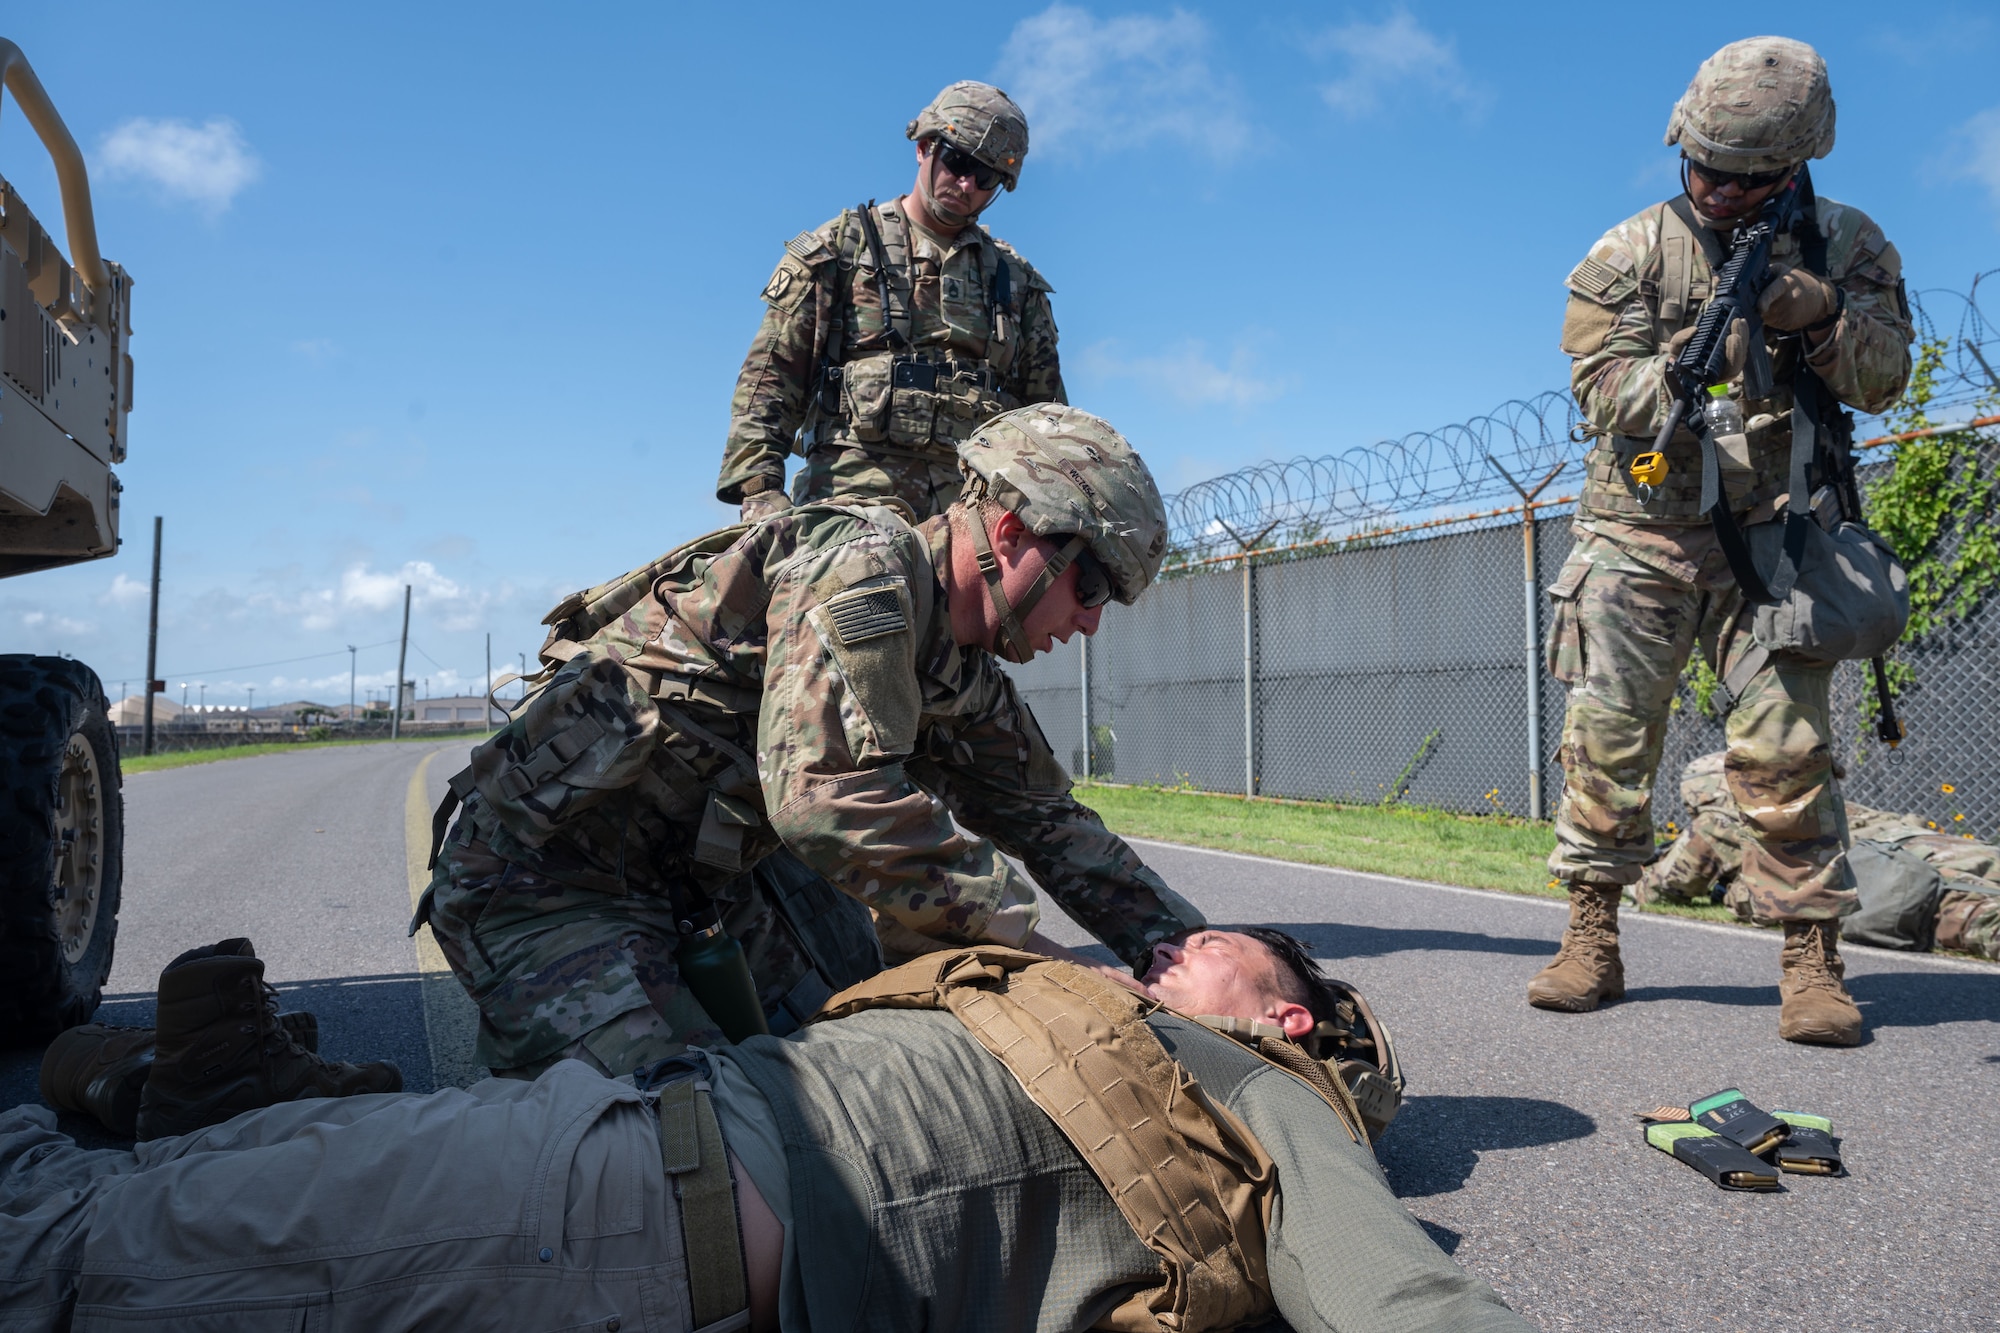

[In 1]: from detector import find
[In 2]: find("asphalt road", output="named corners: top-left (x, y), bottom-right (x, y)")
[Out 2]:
top-left (5, 741), bottom-right (1996, 1331)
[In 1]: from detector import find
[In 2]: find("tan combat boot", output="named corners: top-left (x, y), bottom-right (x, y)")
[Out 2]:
top-left (136, 939), bottom-right (401, 1141)
top-left (1777, 921), bottom-right (1863, 1046)
top-left (1527, 883), bottom-right (1626, 1012)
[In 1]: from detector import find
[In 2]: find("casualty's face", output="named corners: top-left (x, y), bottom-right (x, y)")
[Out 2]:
top-left (1140, 930), bottom-right (1287, 1020)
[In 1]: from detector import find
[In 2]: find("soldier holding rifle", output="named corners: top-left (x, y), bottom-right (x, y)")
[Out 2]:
top-left (1533, 37), bottom-right (1913, 1044)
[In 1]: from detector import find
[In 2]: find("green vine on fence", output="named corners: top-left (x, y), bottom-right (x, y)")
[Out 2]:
top-left (1863, 339), bottom-right (2000, 642)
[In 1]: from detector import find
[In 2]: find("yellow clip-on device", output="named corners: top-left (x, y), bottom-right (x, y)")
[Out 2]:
top-left (1629, 451), bottom-right (1668, 503)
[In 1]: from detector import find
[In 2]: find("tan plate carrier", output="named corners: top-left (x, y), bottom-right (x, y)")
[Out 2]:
top-left (818, 947), bottom-right (1366, 1333)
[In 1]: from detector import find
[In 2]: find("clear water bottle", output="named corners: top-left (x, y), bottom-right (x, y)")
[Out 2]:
top-left (1705, 384), bottom-right (1744, 435)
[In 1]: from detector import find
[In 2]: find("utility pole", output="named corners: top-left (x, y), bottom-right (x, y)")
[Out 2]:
top-left (179, 682), bottom-right (187, 710)
top-left (392, 584), bottom-right (411, 740)
top-left (197, 683), bottom-right (205, 709)
top-left (485, 632), bottom-right (493, 733)
top-left (142, 516), bottom-right (163, 756)
top-left (347, 644), bottom-right (357, 722)
top-left (247, 686), bottom-right (255, 716)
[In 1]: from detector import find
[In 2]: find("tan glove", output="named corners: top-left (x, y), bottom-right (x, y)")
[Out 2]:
top-left (1667, 319), bottom-right (1748, 382)
top-left (1758, 267), bottom-right (1840, 331)
top-left (739, 483), bottom-right (792, 522)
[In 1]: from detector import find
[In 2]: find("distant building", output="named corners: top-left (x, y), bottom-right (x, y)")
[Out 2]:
top-left (410, 695), bottom-right (508, 727)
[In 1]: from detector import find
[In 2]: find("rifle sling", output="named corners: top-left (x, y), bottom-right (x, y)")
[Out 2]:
top-left (1694, 176), bottom-right (1828, 607)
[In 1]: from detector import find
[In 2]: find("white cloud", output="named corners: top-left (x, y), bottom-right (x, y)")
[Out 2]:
top-left (20, 609), bottom-right (94, 636)
top-left (1080, 339), bottom-right (1289, 407)
top-left (98, 117), bottom-right (260, 215)
top-left (103, 573), bottom-right (149, 607)
top-left (993, 5), bottom-right (1251, 162)
top-left (1309, 9), bottom-right (1486, 118)
top-left (1952, 107), bottom-right (2000, 214)
top-left (292, 338), bottom-right (339, 363)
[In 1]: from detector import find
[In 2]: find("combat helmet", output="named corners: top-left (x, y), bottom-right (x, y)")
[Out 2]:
top-left (1665, 37), bottom-right (1835, 177)
top-left (957, 403), bottom-right (1168, 662)
top-left (907, 81), bottom-right (1030, 191)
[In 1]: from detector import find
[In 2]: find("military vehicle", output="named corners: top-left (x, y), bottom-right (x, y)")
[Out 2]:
top-left (0, 38), bottom-right (137, 1041)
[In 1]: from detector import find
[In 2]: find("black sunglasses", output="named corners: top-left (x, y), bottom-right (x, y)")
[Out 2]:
top-left (1072, 549), bottom-right (1113, 609)
top-left (1685, 158), bottom-right (1792, 193)
top-left (936, 139), bottom-right (1004, 191)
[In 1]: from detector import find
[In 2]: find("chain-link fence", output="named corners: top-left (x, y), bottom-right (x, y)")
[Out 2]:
top-left (1011, 279), bottom-right (2000, 840)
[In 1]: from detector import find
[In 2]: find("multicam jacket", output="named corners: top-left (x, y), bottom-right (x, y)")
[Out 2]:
top-left (1561, 190), bottom-right (1912, 524)
top-left (716, 198), bottom-right (1065, 504)
top-left (460, 502), bottom-right (1198, 970)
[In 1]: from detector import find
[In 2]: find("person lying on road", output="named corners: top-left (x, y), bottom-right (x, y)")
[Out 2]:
top-left (8, 927), bottom-right (1527, 1333)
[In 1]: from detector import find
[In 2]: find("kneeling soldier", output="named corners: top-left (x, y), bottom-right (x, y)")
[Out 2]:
top-left (420, 404), bottom-right (1204, 1079)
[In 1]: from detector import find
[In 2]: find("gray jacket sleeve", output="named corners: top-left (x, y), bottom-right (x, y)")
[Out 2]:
top-left (1230, 1067), bottom-right (1533, 1333)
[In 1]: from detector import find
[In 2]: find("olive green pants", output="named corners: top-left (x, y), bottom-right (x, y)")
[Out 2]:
top-left (1545, 530), bottom-right (1856, 922)
top-left (0, 1061), bottom-right (691, 1330)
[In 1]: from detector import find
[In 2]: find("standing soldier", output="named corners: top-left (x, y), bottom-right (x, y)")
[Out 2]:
top-left (1532, 37), bottom-right (1913, 1044)
top-left (717, 81), bottom-right (1065, 523)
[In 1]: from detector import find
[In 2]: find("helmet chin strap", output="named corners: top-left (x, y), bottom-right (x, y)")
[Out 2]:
top-left (916, 142), bottom-right (982, 232)
top-left (965, 503), bottom-right (1085, 663)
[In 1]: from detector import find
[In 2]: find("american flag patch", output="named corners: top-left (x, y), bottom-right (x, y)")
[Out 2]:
top-left (827, 588), bottom-right (906, 644)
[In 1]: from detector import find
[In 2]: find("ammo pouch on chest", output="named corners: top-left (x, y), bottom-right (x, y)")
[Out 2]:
top-left (820, 948), bottom-right (1281, 1333)
top-left (834, 350), bottom-right (1005, 455)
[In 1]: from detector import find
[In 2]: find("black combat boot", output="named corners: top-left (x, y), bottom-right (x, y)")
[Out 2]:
top-left (39, 1024), bottom-right (156, 1137)
top-left (136, 939), bottom-right (401, 1141)
top-left (39, 1012), bottom-right (319, 1138)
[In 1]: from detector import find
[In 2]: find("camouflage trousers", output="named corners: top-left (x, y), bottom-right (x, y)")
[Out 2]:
top-left (1720, 876), bottom-right (1999, 961)
top-left (423, 828), bottom-right (823, 1079)
top-left (794, 442), bottom-right (962, 520)
top-left (1546, 529), bottom-right (1855, 921)
top-left (1934, 888), bottom-right (2000, 961)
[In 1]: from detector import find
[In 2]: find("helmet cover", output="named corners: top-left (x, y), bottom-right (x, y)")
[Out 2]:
top-left (1665, 37), bottom-right (1835, 175)
top-left (907, 81), bottom-right (1030, 191)
top-left (958, 403), bottom-right (1168, 608)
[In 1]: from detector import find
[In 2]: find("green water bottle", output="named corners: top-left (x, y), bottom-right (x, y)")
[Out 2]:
top-left (677, 912), bottom-right (770, 1044)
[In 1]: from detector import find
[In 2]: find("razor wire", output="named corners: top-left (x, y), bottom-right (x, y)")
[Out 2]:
top-left (1162, 280), bottom-right (1999, 565)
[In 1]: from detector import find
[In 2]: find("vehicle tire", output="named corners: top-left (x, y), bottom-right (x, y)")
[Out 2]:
top-left (0, 655), bottom-right (123, 1044)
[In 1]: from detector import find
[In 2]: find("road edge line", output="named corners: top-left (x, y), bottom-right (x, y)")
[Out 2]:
top-left (1121, 835), bottom-right (1999, 974)
top-left (404, 747), bottom-right (485, 1087)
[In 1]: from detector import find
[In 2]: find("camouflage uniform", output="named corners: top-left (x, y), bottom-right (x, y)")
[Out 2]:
top-left (425, 407), bottom-right (1199, 1077)
top-left (1636, 752), bottom-right (2000, 961)
top-left (718, 85), bottom-right (1064, 521)
top-left (1546, 50), bottom-right (1912, 920)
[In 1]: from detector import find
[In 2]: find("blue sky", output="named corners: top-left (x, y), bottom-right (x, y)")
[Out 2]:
top-left (3, 2), bottom-right (1996, 709)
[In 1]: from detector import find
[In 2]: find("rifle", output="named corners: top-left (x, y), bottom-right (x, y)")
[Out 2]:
top-left (1653, 174), bottom-right (1905, 745)
top-left (1648, 176), bottom-right (1806, 601)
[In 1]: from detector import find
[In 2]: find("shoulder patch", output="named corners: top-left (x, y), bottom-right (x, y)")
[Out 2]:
top-left (826, 586), bottom-right (908, 645)
top-left (1566, 249), bottom-right (1638, 307)
top-left (785, 230), bottom-right (835, 266)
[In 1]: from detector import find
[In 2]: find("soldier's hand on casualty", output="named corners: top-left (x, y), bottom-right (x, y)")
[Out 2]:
top-left (1758, 267), bottom-right (1840, 331)
top-left (739, 486), bottom-right (792, 522)
top-left (1667, 320), bottom-right (1749, 381)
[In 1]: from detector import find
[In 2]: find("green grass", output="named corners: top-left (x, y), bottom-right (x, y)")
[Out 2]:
top-left (122, 731), bottom-right (491, 775)
top-left (1075, 781), bottom-right (1743, 925)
